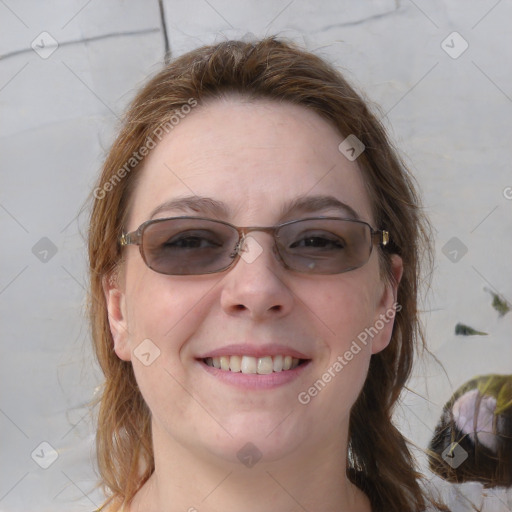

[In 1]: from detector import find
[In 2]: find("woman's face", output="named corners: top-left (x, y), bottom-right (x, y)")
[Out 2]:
top-left (105, 97), bottom-right (402, 467)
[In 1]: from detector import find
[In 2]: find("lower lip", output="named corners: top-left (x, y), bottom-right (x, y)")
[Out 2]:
top-left (196, 359), bottom-right (311, 390)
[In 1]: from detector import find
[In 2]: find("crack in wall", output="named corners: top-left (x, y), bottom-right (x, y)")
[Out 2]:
top-left (0, 27), bottom-right (161, 62)
top-left (158, 0), bottom-right (171, 62)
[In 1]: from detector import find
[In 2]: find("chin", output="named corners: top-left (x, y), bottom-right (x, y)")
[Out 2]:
top-left (198, 414), bottom-right (308, 467)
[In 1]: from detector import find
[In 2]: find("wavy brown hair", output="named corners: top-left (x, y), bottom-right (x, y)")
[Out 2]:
top-left (88, 37), bottom-right (445, 511)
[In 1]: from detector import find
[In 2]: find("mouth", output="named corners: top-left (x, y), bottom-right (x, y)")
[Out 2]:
top-left (201, 355), bottom-right (309, 374)
top-left (195, 344), bottom-right (312, 389)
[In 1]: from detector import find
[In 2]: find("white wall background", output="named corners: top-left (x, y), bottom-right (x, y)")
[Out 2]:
top-left (1, 1), bottom-right (511, 510)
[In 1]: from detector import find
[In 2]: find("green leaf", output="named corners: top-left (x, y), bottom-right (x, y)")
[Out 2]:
top-left (455, 323), bottom-right (488, 336)
top-left (491, 292), bottom-right (510, 317)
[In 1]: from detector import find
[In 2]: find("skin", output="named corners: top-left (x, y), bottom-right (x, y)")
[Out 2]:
top-left (104, 97), bottom-right (403, 512)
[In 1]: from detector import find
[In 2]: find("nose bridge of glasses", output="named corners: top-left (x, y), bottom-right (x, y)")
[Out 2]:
top-left (232, 225), bottom-right (278, 259)
top-left (239, 225), bottom-right (277, 238)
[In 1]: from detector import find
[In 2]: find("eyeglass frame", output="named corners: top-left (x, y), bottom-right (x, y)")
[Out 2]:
top-left (119, 215), bottom-right (390, 275)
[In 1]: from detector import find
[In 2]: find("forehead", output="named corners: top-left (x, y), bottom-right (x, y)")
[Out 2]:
top-left (127, 97), bottom-right (374, 228)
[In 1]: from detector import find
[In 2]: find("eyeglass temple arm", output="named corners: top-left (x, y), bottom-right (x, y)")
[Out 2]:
top-left (119, 231), bottom-right (141, 246)
top-left (374, 230), bottom-right (389, 246)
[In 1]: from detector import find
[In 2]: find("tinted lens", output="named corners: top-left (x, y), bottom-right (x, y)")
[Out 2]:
top-left (277, 219), bottom-right (372, 274)
top-left (141, 218), bottom-right (239, 275)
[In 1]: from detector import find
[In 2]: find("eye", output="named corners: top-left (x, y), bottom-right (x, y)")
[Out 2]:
top-left (162, 230), bottom-right (224, 250)
top-left (289, 232), bottom-right (345, 251)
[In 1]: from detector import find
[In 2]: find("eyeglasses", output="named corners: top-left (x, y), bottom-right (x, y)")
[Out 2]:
top-left (119, 216), bottom-right (389, 276)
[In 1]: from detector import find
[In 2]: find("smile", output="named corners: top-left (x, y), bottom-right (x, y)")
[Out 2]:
top-left (203, 355), bottom-right (305, 374)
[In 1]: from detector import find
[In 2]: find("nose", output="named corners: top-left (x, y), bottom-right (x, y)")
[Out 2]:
top-left (220, 233), bottom-right (294, 320)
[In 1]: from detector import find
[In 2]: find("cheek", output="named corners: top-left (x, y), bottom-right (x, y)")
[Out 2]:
top-left (297, 294), bottom-right (374, 433)
top-left (123, 271), bottom-right (217, 428)
top-left (302, 271), bottom-right (380, 400)
top-left (123, 263), bottom-right (215, 360)
top-left (311, 274), bottom-right (378, 348)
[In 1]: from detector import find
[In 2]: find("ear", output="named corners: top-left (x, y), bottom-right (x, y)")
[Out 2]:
top-left (370, 254), bottom-right (403, 355)
top-left (102, 269), bottom-right (132, 361)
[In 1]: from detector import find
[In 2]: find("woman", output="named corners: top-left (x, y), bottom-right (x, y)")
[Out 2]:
top-left (88, 37), bottom-right (445, 511)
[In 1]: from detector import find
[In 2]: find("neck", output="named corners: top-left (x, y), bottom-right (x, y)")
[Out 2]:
top-left (126, 419), bottom-right (371, 512)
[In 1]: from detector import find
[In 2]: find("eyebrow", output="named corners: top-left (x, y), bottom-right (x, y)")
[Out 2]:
top-left (149, 194), bottom-right (361, 221)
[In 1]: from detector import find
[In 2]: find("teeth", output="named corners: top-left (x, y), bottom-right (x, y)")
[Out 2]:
top-left (220, 356), bottom-right (230, 371)
top-left (229, 355), bottom-right (241, 372)
top-left (257, 356), bottom-right (273, 375)
top-left (273, 354), bottom-right (283, 372)
top-left (204, 355), bottom-right (303, 374)
top-left (241, 355), bottom-right (257, 374)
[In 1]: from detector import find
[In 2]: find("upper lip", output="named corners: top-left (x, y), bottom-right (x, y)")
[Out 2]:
top-left (196, 344), bottom-right (311, 360)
